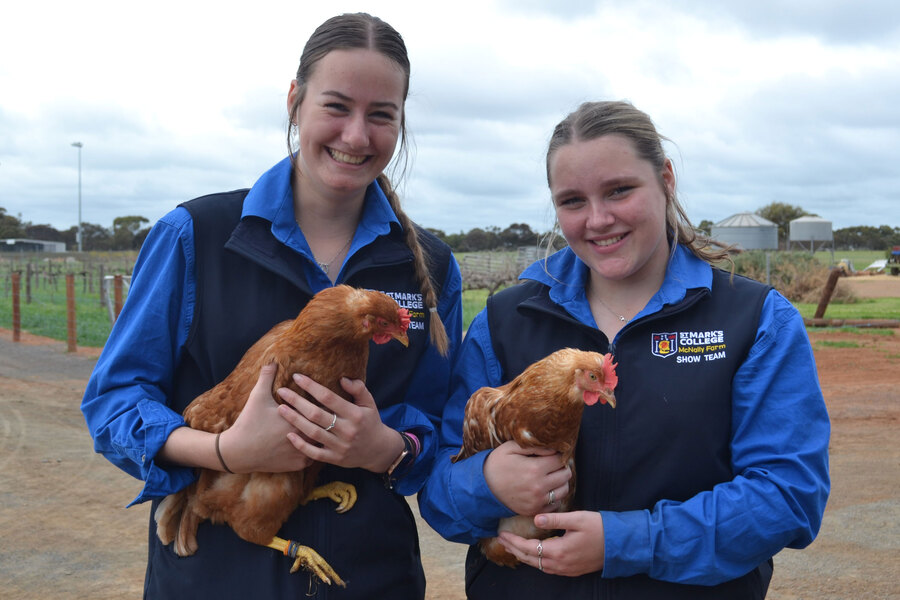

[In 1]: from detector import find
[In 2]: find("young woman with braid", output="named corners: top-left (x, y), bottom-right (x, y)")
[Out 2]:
top-left (82, 13), bottom-right (462, 598)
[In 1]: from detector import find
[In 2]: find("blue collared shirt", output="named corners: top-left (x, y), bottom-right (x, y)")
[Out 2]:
top-left (82, 156), bottom-right (462, 505)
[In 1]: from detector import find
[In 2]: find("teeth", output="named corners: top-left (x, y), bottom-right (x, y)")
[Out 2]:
top-left (593, 234), bottom-right (625, 247)
top-left (328, 148), bottom-right (367, 165)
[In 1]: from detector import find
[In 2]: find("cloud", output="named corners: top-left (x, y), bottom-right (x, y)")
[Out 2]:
top-left (496, 0), bottom-right (599, 20)
top-left (0, 0), bottom-right (897, 235)
top-left (672, 0), bottom-right (900, 44)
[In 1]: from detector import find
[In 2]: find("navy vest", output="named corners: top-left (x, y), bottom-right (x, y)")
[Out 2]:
top-left (144, 190), bottom-right (451, 599)
top-left (464, 271), bottom-right (773, 599)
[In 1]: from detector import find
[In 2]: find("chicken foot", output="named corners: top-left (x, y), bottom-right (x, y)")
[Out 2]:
top-left (303, 481), bottom-right (357, 513)
top-left (266, 537), bottom-right (346, 587)
top-left (260, 482), bottom-right (357, 585)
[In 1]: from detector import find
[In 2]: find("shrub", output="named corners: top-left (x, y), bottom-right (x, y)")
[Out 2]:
top-left (730, 251), bottom-right (857, 304)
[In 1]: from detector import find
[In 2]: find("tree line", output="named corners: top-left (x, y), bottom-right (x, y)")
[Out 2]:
top-left (2, 203), bottom-right (898, 253)
top-left (1, 208), bottom-right (150, 251)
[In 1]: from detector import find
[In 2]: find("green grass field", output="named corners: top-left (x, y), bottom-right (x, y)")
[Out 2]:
top-left (795, 297), bottom-right (900, 321)
top-left (813, 249), bottom-right (888, 271)
top-left (0, 291), bottom-right (113, 348)
top-left (3, 287), bottom-right (896, 348)
top-left (2, 248), bottom-right (897, 347)
top-left (462, 288), bottom-right (491, 329)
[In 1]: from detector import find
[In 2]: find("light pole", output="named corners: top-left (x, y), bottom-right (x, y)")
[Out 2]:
top-left (71, 142), bottom-right (83, 252)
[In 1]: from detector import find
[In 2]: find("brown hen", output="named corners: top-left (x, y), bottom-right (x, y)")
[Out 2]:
top-left (452, 348), bottom-right (617, 567)
top-left (154, 285), bottom-right (410, 586)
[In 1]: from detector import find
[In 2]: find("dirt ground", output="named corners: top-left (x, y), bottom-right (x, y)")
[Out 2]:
top-left (0, 275), bottom-right (897, 599)
top-left (837, 272), bottom-right (900, 299)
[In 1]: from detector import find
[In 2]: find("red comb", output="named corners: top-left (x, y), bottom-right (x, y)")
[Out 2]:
top-left (603, 354), bottom-right (618, 390)
top-left (398, 307), bottom-right (411, 333)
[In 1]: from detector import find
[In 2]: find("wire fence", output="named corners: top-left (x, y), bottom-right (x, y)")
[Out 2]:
top-left (1, 252), bottom-right (136, 349)
top-left (457, 247), bottom-right (541, 295)
top-left (2, 248), bottom-right (540, 348)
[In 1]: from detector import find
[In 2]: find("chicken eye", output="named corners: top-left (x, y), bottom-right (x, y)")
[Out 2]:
top-left (377, 318), bottom-right (389, 327)
top-left (589, 372), bottom-right (597, 381)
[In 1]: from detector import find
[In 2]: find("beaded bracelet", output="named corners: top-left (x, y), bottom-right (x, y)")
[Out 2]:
top-left (404, 431), bottom-right (421, 458)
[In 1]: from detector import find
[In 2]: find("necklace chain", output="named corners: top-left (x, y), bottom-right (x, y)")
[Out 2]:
top-left (595, 296), bottom-right (627, 323)
top-left (297, 220), bottom-right (352, 273)
top-left (315, 236), bottom-right (352, 272)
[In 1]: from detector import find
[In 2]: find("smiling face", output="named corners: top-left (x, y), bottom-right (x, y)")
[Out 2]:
top-left (289, 48), bottom-right (406, 204)
top-left (549, 134), bottom-right (674, 288)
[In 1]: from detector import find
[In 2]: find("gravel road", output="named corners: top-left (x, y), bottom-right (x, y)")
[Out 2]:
top-left (1, 327), bottom-right (897, 599)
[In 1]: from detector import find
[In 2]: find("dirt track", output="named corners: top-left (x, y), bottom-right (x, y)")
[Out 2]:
top-left (837, 272), bottom-right (900, 299)
top-left (0, 276), bottom-right (897, 599)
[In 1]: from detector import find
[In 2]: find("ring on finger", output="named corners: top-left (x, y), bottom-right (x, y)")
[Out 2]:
top-left (536, 541), bottom-right (544, 571)
top-left (548, 489), bottom-right (556, 505)
top-left (324, 412), bottom-right (337, 432)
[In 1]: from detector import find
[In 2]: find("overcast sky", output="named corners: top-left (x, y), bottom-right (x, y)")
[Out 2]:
top-left (1, 0), bottom-right (898, 237)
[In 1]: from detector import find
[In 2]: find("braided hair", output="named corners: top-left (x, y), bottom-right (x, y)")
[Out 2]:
top-left (376, 174), bottom-right (449, 356)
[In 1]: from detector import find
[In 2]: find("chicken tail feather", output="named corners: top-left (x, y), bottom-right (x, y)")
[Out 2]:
top-left (154, 490), bottom-right (186, 547)
top-left (480, 537), bottom-right (520, 567)
top-left (154, 487), bottom-right (201, 557)
top-left (173, 501), bottom-right (201, 557)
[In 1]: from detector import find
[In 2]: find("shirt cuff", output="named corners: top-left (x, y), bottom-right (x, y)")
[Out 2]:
top-left (600, 509), bottom-right (653, 578)
top-left (124, 399), bottom-right (196, 506)
top-left (129, 462), bottom-right (196, 507)
top-left (379, 405), bottom-right (436, 495)
top-left (390, 428), bottom-right (432, 496)
top-left (450, 449), bottom-right (515, 533)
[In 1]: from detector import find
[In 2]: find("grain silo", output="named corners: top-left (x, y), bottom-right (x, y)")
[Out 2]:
top-left (789, 216), bottom-right (833, 253)
top-left (710, 213), bottom-right (778, 250)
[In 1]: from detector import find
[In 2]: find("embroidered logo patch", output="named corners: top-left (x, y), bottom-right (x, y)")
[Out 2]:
top-left (651, 333), bottom-right (678, 358)
top-left (380, 290), bottom-right (426, 331)
top-left (651, 330), bottom-right (728, 363)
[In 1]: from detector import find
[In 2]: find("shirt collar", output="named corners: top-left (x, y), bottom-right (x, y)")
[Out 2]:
top-left (520, 243), bottom-right (713, 324)
top-left (241, 155), bottom-right (401, 258)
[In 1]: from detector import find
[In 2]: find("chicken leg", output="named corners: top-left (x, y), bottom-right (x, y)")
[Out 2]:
top-left (263, 481), bottom-right (358, 585)
top-left (267, 537), bottom-right (346, 586)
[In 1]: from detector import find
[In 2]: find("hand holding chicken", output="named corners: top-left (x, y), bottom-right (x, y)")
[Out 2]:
top-left (154, 285), bottom-right (410, 587)
top-left (453, 348), bottom-right (617, 567)
top-left (276, 372), bottom-right (407, 474)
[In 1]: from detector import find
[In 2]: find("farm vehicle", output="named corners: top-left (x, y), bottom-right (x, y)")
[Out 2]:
top-left (889, 246), bottom-right (900, 276)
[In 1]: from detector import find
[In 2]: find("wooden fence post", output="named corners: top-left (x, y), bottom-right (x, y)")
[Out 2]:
top-left (25, 262), bottom-right (32, 304)
top-left (99, 264), bottom-right (106, 307)
top-left (12, 271), bottom-right (21, 342)
top-left (114, 275), bottom-right (124, 321)
top-left (814, 267), bottom-right (843, 319)
top-left (66, 273), bottom-right (77, 352)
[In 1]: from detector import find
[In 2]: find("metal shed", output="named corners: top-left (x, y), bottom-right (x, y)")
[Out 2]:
top-left (710, 213), bottom-right (778, 250)
top-left (0, 238), bottom-right (67, 252)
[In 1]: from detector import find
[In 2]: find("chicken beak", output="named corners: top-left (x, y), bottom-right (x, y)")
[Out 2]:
top-left (392, 330), bottom-right (409, 347)
top-left (603, 391), bottom-right (616, 409)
